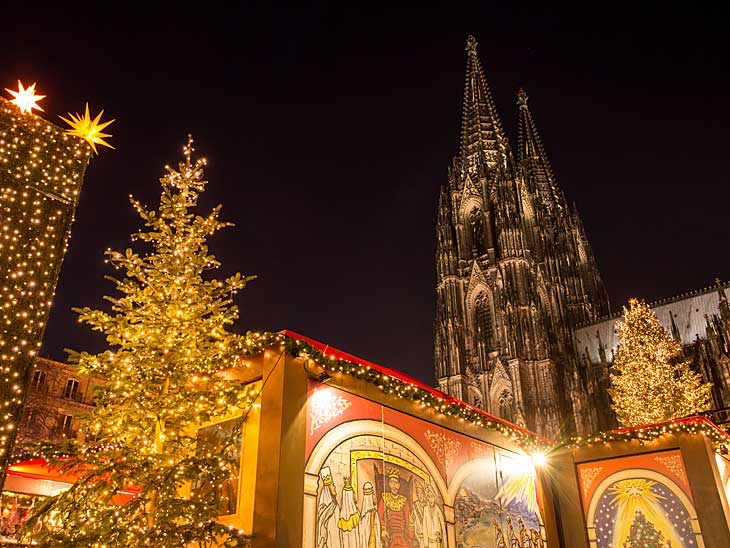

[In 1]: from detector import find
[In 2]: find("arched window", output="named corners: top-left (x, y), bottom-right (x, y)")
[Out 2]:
top-left (473, 292), bottom-right (494, 350)
top-left (468, 209), bottom-right (486, 256)
top-left (498, 390), bottom-right (514, 423)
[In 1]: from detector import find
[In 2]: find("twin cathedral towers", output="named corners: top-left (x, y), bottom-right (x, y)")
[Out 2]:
top-left (434, 36), bottom-right (610, 438)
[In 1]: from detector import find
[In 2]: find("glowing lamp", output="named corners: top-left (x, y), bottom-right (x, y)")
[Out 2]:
top-left (531, 452), bottom-right (547, 467)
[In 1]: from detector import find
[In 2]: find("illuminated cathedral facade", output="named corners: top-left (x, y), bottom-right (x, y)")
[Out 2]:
top-left (434, 36), bottom-right (610, 438)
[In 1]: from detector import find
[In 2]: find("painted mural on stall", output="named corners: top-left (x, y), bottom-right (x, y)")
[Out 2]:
top-left (303, 382), bottom-right (547, 548)
top-left (455, 452), bottom-right (545, 548)
top-left (579, 450), bottom-right (702, 548)
top-left (314, 434), bottom-right (446, 548)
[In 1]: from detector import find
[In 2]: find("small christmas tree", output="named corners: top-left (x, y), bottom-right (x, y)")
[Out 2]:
top-left (22, 137), bottom-right (256, 547)
top-left (608, 299), bottom-right (711, 427)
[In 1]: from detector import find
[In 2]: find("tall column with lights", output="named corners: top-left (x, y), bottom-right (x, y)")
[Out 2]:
top-left (0, 82), bottom-right (112, 484)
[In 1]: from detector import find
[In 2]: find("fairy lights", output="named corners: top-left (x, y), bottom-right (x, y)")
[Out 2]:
top-left (19, 137), bottom-right (253, 547)
top-left (240, 331), bottom-right (549, 452)
top-left (562, 416), bottom-right (730, 454)
top-left (608, 298), bottom-right (712, 427)
top-left (0, 94), bottom-right (91, 484)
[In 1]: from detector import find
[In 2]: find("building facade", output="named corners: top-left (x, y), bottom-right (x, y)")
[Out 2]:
top-left (15, 357), bottom-right (104, 447)
top-left (434, 36), bottom-right (610, 438)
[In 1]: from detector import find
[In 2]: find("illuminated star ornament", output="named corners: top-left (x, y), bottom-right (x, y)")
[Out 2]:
top-left (60, 103), bottom-right (115, 154)
top-left (4, 81), bottom-right (46, 114)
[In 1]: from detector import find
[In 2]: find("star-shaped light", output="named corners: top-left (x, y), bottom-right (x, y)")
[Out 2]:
top-left (59, 103), bottom-right (115, 154)
top-left (4, 81), bottom-right (45, 114)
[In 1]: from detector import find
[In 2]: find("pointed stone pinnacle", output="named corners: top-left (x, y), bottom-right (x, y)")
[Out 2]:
top-left (466, 35), bottom-right (478, 53)
top-left (517, 88), bottom-right (529, 107)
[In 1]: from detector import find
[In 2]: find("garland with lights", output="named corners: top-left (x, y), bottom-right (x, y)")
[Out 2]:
top-left (561, 416), bottom-right (730, 454)
top-left (239, 333), bottom-right (730, 456)
top-left (238, 331), bottom-right (549, 451)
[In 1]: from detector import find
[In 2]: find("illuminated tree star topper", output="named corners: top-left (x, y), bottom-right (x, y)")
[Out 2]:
top-left (59, 103), bottom-right (115, 154)
top-left (4, 81), bottom-right (46, 114)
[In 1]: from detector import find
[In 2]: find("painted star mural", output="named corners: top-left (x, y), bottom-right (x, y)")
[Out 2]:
top-left (594, 478), bottom-right (696, 547)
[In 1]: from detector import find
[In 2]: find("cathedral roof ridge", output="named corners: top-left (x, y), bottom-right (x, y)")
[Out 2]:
top-left (574, 280), bottom-right (730, 328)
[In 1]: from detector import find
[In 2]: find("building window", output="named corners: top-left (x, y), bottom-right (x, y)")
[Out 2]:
top-left (31, 370), bottom-right (46, 388)
top-left (64, 379), bottom-right (80, 400)
top-left (59, 414), bottom-right (74, 437)
top-left (468, 208), bottom-right (486, 256)
top-left (474, 293), bottom-right (494, 349)
top-left (24, 408), bottom-right (34, 427)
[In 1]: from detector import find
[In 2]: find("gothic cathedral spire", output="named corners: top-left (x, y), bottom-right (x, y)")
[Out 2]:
top-left (516, 88), bottom-right (561, 214)
top-left (434, 36), bottom-right (611, 438)
top-left (460, 35), bottom-right (511, 175)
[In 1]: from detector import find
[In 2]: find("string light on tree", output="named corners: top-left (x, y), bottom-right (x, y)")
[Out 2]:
top-left (608, 298), bottom-right (712, 427)
top-left (23, 136), bottom-right (255, 547)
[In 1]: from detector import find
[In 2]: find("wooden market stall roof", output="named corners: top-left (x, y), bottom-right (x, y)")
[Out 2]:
top-left (280, 329), bottom-right (551, 446)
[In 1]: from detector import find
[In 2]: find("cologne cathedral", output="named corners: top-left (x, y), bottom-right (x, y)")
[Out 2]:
top-left (434, 35), bottom-right (730, 439)
top-left (433, 36), bottom-right (610, 438)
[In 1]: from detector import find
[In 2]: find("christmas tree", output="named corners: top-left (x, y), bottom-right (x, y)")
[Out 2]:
top-left (21, 137), bottom-right (256, 547)
top-left (623, 510), bottom-right (665, 547)
top-left (608, 299), bottom-right (711, 427)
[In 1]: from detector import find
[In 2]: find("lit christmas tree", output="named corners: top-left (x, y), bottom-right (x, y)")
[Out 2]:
top-left (608, 298), bottom-right (711, 427)
top-left (22, 137), bottom-right (256, 547)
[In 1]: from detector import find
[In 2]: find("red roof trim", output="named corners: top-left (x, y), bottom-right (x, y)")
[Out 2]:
top-left (280, 329), bottom-right (549, 443)
top-left (7, 459), bottom-right (140, 495)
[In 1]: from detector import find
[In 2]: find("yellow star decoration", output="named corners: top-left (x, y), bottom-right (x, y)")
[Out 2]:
top-left (59, 103), bottom-right (115, 154)
top-left (4, 81), bottom-right (46, 114)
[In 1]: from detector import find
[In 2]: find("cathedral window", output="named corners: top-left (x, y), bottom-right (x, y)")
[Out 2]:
top-left (468, 208), bottom-right (486, 256)
top-left (498, 390), bottom-right (514, 422)
top-left (473, 292), bottom-right (494, 350)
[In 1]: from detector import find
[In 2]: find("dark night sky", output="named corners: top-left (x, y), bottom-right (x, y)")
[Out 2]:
top-left (2, 5), bottom-right (729, 385)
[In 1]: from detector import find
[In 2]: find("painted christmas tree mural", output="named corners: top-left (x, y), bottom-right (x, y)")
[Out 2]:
top-left (624, 510), bottom-right (666, 548)
top-left (593, 477), bottom-right (697, 548)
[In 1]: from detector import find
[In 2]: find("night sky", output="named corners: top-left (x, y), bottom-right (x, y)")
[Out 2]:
top-left (2, 5), bottom-right (728, 385)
